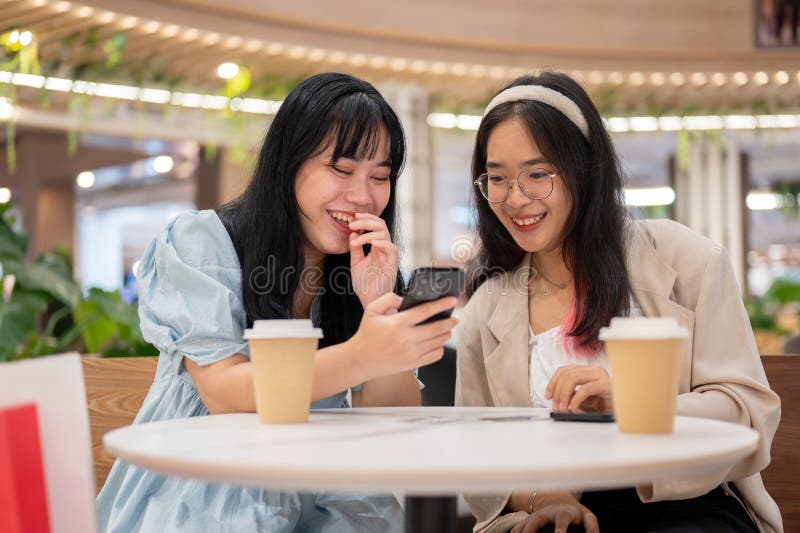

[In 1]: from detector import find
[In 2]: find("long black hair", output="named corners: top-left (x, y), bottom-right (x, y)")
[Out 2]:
top-left (469, 71), bottom-right (630, 347)
top-left (218, 72), bottom-right (406, 348)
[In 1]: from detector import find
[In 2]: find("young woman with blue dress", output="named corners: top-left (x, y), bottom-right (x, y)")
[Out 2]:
top-left (97, 72), bottom-right (458, 533)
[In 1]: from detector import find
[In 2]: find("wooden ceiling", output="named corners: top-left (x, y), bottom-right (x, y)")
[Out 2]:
top-left (2, 0), bottom-right (800, 112)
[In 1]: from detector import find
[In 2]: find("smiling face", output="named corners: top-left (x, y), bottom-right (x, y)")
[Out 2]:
top-left (294, 127), bottom-right (392, 264)
top-left (485, 116), bottom-right (572, 254)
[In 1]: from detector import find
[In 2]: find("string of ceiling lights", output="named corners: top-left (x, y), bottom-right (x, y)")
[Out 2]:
top-left (9, 0), bottom-right (800, 87)
top-left (3, 0), bottom-right (800, 135)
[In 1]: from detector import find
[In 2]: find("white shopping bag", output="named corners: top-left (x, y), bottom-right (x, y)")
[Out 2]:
top-left (0, 353), bottom-right (97, 533)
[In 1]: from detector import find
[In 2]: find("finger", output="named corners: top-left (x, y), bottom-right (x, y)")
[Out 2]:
top-left (554, 511), bottom-right (570, 533)
top-left (552, 368), bottom-right (600, 411)
top-left (413, 316), bottom-right (458, 339)
top-left (350, 222), bottom-right (390, 239)
top-left (547, 365), bottom-right (605, 398)
top-left (521, 514), bottom-right (551, 533)
top-left (353, 212), bottom-right (383, 222)
top-left (550, 371), bottom-right (579, 412)
top-left (415, 320), bottom-right (456, 343)
top-left (545, 368), bottom-right (563, 400)
top-left (356, 238), bottom-right (394, 251)
top-left (583, 511), bottom-right (600, 533)
top-left (418, 331), bottom-right (453, 354)
top-left (412, 319), bottom-right (453, 344)
top-left (568, 381), bottom-right (604, 412)
top-left (350, 232), bottom-right (393, 247)
top-left (355, 240), bottom-right (398, 265)
top-left (365, 240), bottom-right (399, 263)
top-left (417, 347), bottom-right (445, 367)
top-left (545, 365), bottom-right (578, 399)
top-left (577, 395), bottom-right (606, 413)
top-left (397, 296), bottom-right (458, 325)
top-left (349, 232), bottom-right (366, 262)
top-left (511, 520), bottom-right (530, 533)
top-left (554, 509), bottom-right (578, 533)
top-left (566, 384), bottom-right (592, 413)
top-left (365, 292), bottom-right (403, 315)
top-left (348, 216), bottom-right (389, 233)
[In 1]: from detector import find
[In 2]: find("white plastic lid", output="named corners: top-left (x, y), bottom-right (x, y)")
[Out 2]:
top-left (243, 319), bottom-right (323, 339)
top-left (598, 317), bottom-right (688, 341)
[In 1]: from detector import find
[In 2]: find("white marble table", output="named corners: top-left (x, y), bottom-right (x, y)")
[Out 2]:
top-left (104, 407), bottom-right (759, 532)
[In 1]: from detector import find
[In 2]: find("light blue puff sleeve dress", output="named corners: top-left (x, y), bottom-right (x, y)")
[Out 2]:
top-left (96, 210), bottom-right (404, 533)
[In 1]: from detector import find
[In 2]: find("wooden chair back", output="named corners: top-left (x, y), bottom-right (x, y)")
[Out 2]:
top-left (81, 356), bottom-right (158, 493)
top-left (760, 355), bottom-right (800, 533)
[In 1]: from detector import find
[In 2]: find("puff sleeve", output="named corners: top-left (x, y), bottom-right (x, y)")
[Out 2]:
top-left (136, 210), bottom-right (249, 371)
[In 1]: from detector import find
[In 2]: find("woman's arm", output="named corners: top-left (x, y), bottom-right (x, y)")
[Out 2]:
top-left (639, 245), bottom-right (781, 503)
top-left (186, 294), bottom-right (457, 414)
top-left (677, 246), bottom-right (780, 472)
top-left (351, 371), bottom-right (421, 407)
top-left (184, 341), bottom-right (370, 414)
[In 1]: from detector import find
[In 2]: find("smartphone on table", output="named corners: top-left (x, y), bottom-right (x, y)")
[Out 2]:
top-left (550, 411), bottom-right (615, 423)
top-left (398, 267), bottom-right (465, 324)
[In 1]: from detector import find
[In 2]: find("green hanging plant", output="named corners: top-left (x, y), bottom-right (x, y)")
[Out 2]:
top-left (55, 28), bottom-right (129, 155)
top-left (0, 24), bottom-right (311, 175)
top-left (1, 27), bottom-right (41, 174)
top-left (675, 129), bottom-right (691, 172)
top-left (224, 67), bottom-right (251, 99)
top-left (66, 92), bottom-right (89, 157)
top-left (773, 181), bottom-right (800, 219)
top-left (103, 32), bottom-right (127, 69)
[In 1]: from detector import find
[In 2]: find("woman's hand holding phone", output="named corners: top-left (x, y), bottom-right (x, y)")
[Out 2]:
top-left (346, 293), bottom-right (458, 380)
top-left (348, 213), bottom-right (399, 308)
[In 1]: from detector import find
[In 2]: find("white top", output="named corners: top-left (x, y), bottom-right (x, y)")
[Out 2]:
top-left (528, 326), bottom-right (611, 408)
top-left (104, 407), bottom-right (759, 495)
top-left (529, 300), bottom-right (642, 408)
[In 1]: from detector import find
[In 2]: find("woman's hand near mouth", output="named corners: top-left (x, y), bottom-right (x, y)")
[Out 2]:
top-left (348, 212), bottom-right (399, 308)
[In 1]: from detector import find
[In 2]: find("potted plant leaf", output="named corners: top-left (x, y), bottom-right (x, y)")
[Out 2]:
top-left (0, 202), bottom-right (157, 361)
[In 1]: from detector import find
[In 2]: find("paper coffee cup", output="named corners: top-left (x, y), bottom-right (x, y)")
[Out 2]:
top-left (244, 320), bottom-right (323, 424)
top-left (599, 317), bottom-right (687, 434)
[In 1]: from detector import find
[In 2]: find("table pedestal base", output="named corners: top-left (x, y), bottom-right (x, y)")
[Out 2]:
top-left (405, 496), bottom-right (456, 533)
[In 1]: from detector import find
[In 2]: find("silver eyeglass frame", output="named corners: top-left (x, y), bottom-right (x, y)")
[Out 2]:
top-left (473, 168), bottom-right (559, 204)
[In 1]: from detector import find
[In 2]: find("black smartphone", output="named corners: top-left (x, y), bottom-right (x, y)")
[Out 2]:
top-left (398, 267), bottom-right (464, 324)
top-left (550, 411), bottom-right (615, 423)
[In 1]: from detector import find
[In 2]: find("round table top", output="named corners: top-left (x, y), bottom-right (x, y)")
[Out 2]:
top-left (104, 406), bottom-right (759, 494)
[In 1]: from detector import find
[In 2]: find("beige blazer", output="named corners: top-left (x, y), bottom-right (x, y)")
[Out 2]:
top-left (455, 219), bottom-right (782, 533)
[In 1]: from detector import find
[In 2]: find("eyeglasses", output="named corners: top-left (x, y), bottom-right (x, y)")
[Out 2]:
top-left (473, 167), bottom-right (559, 204)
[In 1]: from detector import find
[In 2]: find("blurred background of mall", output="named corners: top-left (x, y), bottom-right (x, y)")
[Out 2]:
top-left (1, 0), bottom-right (800, 352)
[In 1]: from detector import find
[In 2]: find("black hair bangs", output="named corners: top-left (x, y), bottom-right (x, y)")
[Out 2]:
top-left (323, 92), bottom-right (404, 179)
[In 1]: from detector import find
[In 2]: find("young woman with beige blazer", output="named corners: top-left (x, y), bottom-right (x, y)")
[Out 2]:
top-left (455, 71), bottom-right (782, 533)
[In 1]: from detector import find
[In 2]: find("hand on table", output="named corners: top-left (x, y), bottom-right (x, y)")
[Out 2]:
top-left (546, 365), bottom-right (613, 413)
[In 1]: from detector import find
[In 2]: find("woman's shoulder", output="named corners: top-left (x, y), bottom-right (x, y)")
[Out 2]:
top-left (630, 218), bottom-right (724, 267)
top-left (156, 209), bottom-right (240, 270)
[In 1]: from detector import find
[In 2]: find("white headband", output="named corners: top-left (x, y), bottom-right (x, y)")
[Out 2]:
top-left (483, 85), bottom-right (589, 139)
